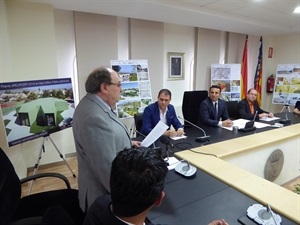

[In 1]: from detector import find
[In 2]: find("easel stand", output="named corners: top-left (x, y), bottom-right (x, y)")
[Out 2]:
top-left (280, 104), bottom-right (291, 113)
top-left (279, 104), bottom-right (291, 125)
top-left (28, 135), bottom-right (76, 195)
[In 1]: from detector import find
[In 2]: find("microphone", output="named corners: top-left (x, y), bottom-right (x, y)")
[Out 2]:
top-left (178, 116), bottom-right (210, 142)
top-left (134, 130), bottom-right (161, 153)
top-left (253, 110), bottom-right (258, 121)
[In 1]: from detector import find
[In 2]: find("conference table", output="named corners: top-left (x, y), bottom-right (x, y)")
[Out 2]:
top-left (146, 112), bottom-right (300, 224)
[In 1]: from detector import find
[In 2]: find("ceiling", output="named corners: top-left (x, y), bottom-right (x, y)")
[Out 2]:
top-left (22, 0), bottom-right (300, 36)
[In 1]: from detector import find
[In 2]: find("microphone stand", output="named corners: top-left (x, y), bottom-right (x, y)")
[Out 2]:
top-left (178, 116), bottom-right (210, 142)
top-left (165, 142), bottom-right (174, 160)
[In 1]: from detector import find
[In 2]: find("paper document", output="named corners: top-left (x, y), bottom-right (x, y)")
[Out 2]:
top-left (223, 119), bottom-right (249, 131)
top-left (223, 119), bottom-right (271, 131)
top-left (259, 116), bottom-right (280, 122)
top-left (170, 135), bottom-right (187, 140)
top-left (254, 121), bottom-right (271, 128)
top-left (141, 121), bottom-right (168, 147)
top-left (165, 157), bottom-right (181, 170)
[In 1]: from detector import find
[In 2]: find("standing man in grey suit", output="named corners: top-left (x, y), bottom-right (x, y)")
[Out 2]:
top-left (72, 67), bottom-right (141, 212)
top-left (199, 85), bottom-right (233, 127)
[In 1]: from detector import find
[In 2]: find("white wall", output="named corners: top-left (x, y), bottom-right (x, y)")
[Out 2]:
top-left (1, 1), bottom-right (300, 177)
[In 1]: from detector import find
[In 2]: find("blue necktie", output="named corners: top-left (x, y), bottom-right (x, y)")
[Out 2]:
top-left (214, 102), bottom-right (218, 119)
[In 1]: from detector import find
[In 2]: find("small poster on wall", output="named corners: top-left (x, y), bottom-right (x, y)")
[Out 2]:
top-left (110, 59), bottom-right (153, 118)
top-left (211, 64), bottom-right (241, 101)
top-left (272, 64), bottom-right (300, 105)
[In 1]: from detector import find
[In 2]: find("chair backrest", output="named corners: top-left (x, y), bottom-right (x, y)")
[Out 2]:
top-left (134, 113), bottom-right (143, 134)
top-left (225, 100), bottom-right (240, 120)
top-left (182, 90), bottom-right (208, 125)
top-left (0, 147), bottom-right (21, 225)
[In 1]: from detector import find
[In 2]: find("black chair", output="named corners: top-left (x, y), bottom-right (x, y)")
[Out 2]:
top-left (134, 112), bottom-right (143, 135)
top-left (0, 147), bottom-right (84, 225)
top-left (182, 90), bottom-right (208, 126)
top-left (225, 100), bottom-right (240, 120)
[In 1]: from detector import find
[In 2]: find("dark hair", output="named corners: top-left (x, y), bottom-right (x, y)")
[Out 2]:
top-left (158, 89), bottom-right (172, 98)
top-left (209, 85), bottom-right (221, 93)
top-left (110, 147), bottom-right (168, 217)
top-left (247, 88), bottom-right (256, 94)
top-left (85, 67), bottom-right (112, 94)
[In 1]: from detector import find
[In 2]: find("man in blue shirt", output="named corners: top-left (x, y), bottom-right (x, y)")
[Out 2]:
top-left (140, 89), bottom-right (184, 137)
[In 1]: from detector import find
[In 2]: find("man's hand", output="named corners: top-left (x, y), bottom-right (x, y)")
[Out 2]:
top-left (131, 141), bottom-right (141, 148)
top-left (222, 119), bottom-right (233, 127)
top-left (164, 130), bottom-right (177, 137)
top-left (176, 128), bottom-right (184, 136)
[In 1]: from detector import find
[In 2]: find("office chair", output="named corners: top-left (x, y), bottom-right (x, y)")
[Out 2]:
top-left (134, 112), bottom-right (143, 136)
top-left (225, 100), bottom-right (240, 120)
top-left (182, 90), bottom-right (208, 126)
top-left (0, 147), bottom-right (84, 225)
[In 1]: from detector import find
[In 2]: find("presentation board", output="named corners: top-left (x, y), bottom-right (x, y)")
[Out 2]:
top-left (110, 59), bottom-right (153, 118)
top-left (272, 64), bottom-right (300, 106)
top-left (211, 64), bottom-right (241, 101)
top-left (0, 78), bottom-right (74, 147)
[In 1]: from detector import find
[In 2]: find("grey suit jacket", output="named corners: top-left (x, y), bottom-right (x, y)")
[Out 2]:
top-left (72, 93), bottom-right (131, 212)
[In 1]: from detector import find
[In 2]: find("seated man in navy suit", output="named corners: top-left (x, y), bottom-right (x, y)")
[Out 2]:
top-left (198, 85), bottom-right (233, 127)
top-left (293, 101), bottom-right (300, 115)
top-left (140, 89), bottom-right (184, 137)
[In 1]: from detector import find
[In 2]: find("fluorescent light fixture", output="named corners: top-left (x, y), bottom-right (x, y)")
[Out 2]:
top-left (293, 6), bottom-right (300, 13)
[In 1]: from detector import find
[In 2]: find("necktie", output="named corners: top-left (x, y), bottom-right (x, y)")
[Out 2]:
top-left (214, 102), bottom-right (218, 119)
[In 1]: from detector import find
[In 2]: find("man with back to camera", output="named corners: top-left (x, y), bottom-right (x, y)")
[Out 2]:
top-left (72, 67), bottom-right (140, 212)
top-left (83, 147), bottom-right (229, 225)
top-left (238, 88), bottom-right (274, 120)
top-left (199, 85), bottom-right (233, 127)
top-left (140, 89), bottom-right (184, 137)
top-left (293, 101), bottom-right (300, 115)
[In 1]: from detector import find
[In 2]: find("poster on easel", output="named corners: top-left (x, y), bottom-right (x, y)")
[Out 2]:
top-left (110, 59), bottom-right (153, 118)
top-left (211, 64), bottom-right (241, 101)
top-left (272, 64), bottom-right (300, 105)
top-left (0, 78), bottom-right (75, 147)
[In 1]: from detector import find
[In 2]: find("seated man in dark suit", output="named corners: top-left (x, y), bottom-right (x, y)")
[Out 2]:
top-left (199, 85), bottom-right (233, 127)
top-left (83, 147), bottom-right (229, 225)
top-left (293, 101), bottom-right (300, 115)
top-left (238, 88), bottom-right (273, 120)
top-left (140, 89), bottom-right (184, 137)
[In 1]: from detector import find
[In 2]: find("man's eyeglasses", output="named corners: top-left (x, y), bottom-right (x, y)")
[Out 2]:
top-left (108, 82), bottom-right (122, 87)
top-left (249, 93), bottom-right (257, 96)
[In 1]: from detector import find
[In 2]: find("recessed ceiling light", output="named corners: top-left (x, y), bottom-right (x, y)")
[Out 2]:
top-left (293, 6), bottom-right (300, 13)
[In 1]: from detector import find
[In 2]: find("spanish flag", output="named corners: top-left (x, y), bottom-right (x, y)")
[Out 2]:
top-left (254, 36), bottom-right (263, 106)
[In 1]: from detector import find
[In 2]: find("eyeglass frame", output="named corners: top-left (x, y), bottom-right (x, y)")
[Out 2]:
top-left (107, 82), bottom-right (122, 87)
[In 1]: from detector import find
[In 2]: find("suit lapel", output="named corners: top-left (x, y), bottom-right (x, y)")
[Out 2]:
top-left (86, 94), bottom-right (130, 139)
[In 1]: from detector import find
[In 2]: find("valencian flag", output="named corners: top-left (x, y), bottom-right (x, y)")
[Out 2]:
top-left (241, 35), bottom-right (248, 99)
top-left (254, 36), bottom-right (263, 106)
